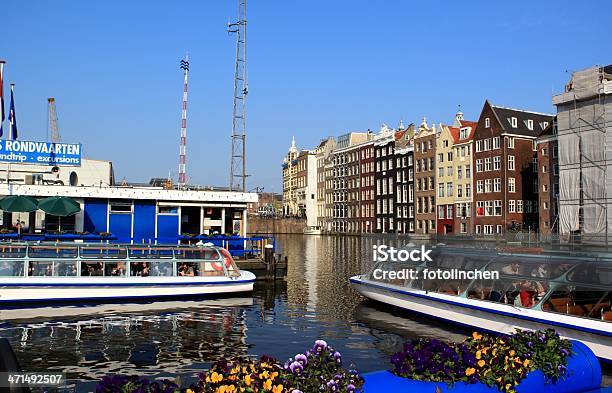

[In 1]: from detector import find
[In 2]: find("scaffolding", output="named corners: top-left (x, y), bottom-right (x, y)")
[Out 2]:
top-left (553, 65), bottom-right (612, 246)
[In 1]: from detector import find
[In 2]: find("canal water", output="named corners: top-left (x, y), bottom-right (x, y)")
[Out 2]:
top-left (0, 234), bottom-right (609, 391)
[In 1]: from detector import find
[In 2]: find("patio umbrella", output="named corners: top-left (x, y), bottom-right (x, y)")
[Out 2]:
top-left (38, 196), bottom-right (81, 232)
top-left (0, 195), bottom-right (38, 212)
top-left (38, 196), bottom-right (80, 216)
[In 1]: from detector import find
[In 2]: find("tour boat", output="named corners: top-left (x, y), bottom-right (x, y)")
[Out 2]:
top-left (0, 243), bottom-right (256, 304)
top-left (350, 246), bottom-right (612, 362)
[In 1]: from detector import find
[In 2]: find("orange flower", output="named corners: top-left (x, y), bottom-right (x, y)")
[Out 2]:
top-left (472, 332), bottom-right (483, 341)
top-left (523, 359), bottom-right (530, 367)
top-left (477, 360), bottom-right (486, 368)
top-left (263, 379), bottom-right (273, 391)
top-left (465, 367), bottom-right (476, 376)
top-left (272, 384), bottom-right (283, 393)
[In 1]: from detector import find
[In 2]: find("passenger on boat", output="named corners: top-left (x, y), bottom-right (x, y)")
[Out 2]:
top-left (530, 263), bottom-right (549, 297)
top-left (501, 261), bottom-right (521, 275)
top-left (178, 263), bottom-right (195, 277)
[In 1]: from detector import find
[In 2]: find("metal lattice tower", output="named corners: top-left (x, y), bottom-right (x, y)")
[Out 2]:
top-left (47, 98), bottom-right (60, 143)
top-left (178, 55), bottom-right (189, 188)
top-left (228, 0), bottom-right (248, 191)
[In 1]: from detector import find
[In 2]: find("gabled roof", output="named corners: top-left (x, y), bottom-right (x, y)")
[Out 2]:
top-left (448, 126), bottom-right (461, 144)
top-left (450, 120), bottom-right (477, 143)
top-left (489, 103), bottom-right (554, 137)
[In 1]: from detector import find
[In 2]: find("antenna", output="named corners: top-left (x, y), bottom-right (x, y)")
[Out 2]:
top-left (178, 54), bottom-right (189, 188)
top-left (228, 0), bottom-right (248, 192)
top-left (47, 98), bottom-right (60, 143)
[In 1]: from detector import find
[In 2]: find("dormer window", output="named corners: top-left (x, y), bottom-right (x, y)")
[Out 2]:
top-left (527, 119), bottom-right (533, 130)
top-left (460, 128), bottom-right (469, 139)
top-left (485, 118), bottom-right (490, 128)
top-left (542, 121), bottom-right (549, 129)
top-left (510, 117), bottom-right (517, 128)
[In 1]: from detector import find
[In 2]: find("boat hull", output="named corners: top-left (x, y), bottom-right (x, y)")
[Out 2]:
top-left (0, 272), bottom-right (256, 304)
top-left (350, 277), bottom-right (612, 362)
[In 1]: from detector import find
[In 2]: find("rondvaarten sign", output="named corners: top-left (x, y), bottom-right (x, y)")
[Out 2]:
top-left (0, 140), bottom-right (81, 166)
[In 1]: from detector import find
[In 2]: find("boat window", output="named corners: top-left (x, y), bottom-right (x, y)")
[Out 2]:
top-left (0, 246), bottom-right (27, 258)
top-left (0, 261), bottom-right (25, 276)
top-left (81, 262), bottom-right (104, 276)
top-left (467, 277), bottom-right (547, 308)
top-left (177, 262), bottom-right (199, 277)
top-left (129, 247), bottom-right (174, 259)
top-left (543, 286), bottom-right (610, 321)
top-left (80, 247), bottom-right (127, 259)
top-left (147, 261), bottom-right (174, 277)
top-left (130, 262), bottom-right (151, 276)
top-left (567, 263), bottom-right (612, 286)
top-left (104, 262), bottom-right (126, 277)
top-left (486, 257), bottom-right (573, 280)
top-left (29, 261), bottom-right (77, 276)
top-left (175, 248), bottom-right (221, 260)
top-left (29, 246), bottom-right (78, 258)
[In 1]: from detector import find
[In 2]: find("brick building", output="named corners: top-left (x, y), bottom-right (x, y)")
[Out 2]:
top-left (374, 128), bottom-right (396, 232)
top-left (473, 101), bottom-right (553, 235)
top-left (537, 119), bottom-right (559, 235)
top-left (359, 141), bottom-right (375, 233)
top-left (414, 119), bottom-right (437, 234)
top-left (394, 125), bottom-right (415, 233)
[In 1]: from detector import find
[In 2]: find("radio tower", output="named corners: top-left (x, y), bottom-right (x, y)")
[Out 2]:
top-left (228, 0), bottom-right (248, 191)
top-left (47, 98), bottom-right (60, 143)
top-left (178, 55), bottom-right (189, 188)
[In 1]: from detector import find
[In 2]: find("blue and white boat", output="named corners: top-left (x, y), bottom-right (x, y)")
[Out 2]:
top-left (350, 246), bottom-right (612, 362)
top-left (0, 243), bottom-right (255, 304)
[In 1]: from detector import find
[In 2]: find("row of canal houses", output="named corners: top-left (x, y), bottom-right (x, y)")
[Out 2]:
top-left (282, 99), bottom-right (559, 236)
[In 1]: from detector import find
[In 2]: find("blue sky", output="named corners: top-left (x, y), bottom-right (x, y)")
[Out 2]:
top-left (2, 1), bottom-right (611, 192)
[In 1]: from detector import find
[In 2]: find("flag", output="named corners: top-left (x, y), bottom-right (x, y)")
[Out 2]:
top-left (8, 83), bottom-right (17, 140)
top-left (0, 62), bottom-right (4, 138)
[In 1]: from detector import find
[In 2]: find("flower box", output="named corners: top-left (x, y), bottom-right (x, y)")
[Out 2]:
top-left (362, 341), bottom-right (602, 393)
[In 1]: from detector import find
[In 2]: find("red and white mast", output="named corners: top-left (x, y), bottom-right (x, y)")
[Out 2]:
top-left (178, 55), bottom-right (189, 187)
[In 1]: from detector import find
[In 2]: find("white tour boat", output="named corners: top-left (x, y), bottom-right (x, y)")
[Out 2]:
top-left (0, 243), bottom-right (256, 304)
top-left (350, 246), bottom-right (612, 362)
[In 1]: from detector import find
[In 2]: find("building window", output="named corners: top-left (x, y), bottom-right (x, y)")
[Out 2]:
top-left (484, 138), bottom-right (491, 151)
top-left (507, 137), bottom-right (514, 148)
top-left (466, 165), bottom-right (471, 178)
top-left (476, 140), bottom-right (482, 152)
top-left (527, 119), bottom-right (533, 130)
top-left (508, 177), bottom-right (515, 193)
top-left (447, 205), bottom-right (453, 219)
top-left (438, 153), bottom-right (444, 163)
top-left (476, 225), bottom-right (482, 234)
top-left (457, 166), bottom-right (463, 179)
top-left (466, 184), bottom-right (471, 197)
top-left (485, 118), bottom-right (490, 128)
top-left (476, 180), bottom-right (483, 194)
top-left (517, 200), bottom-right (523, 213)
top-left (542, 165), bottom-right (547, 173)
top-left (496, 225), bottom-right (503, 234)
top-left (510, 117), bottom-right (517, 128)
top-left (543, 202), bottom-right (549, 210)
top-left (476, 201), bottom-right (484, 216)
top-left (447, 166), bottom-right (452, 176)
top-left (485, 179), bottom-right (492, 193)
top-left (509, 200), bottom-right (516, 213)
top-left (485, 200), bottom-right (493, 216)
top-left (438, 206), bottom-right (445, 219)
top-left (493, 156), bottom-right (501, 170)
top-left (508, 155), bottom-right (515, 170)
top-left (484, 157), bottom-right (491, 171)
top-left (457, 185), bottom-right (463, 198)
top-left (542, 184), bottom-right (548, 192)
top-left (476, 159), bottom-right (483, 173)
top-left (461, 222), bottom-right (467, 233)
top-left (493, 137), bottom-right (500, 149)
top-left (438, 183), bottom-right (444, 197)
top-left (494, 178), bottom-right (501, 192)
top-left (446, 182), bottom-right (453, 197)
top-left (541, 148), bottom-right (547, 156)
top-left (494, 200), bottom-right (502, 216)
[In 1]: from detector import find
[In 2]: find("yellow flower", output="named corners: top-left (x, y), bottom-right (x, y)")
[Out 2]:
top-left (496, 377), bottom-right (502, 383)
top-left (505, 384), bottom-right (512, 391)
top-left (481, 347), bottom-right (489, 355)
top-left (523, 359), bottom-right (530, 367)
top-left (477, 360), bottom-right (486, 368)
top-left (465, 367), bottom-right (476, 376)
top-left (187, 390), bottom-right (194, 393)
top-left (260, 370), bottom-right (270, 379)
top-left (476, 351), bottom-right (482, 360)
top-left (272, 384), bottom-right (283, 393)
top-left (509, 350), bottom-right (515, 356)
top-left (472, 332), bottom-right (482, 341)
top-left (263, 379), bottom-right (273, 391)
top-left (211, 372), bottom-right (224, 383)
top-left (271, 371), bottom-right (279, 379)
top-left (244, 374), bottom-right (252, 386)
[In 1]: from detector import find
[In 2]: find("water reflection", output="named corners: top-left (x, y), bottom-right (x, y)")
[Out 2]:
top-left (0, 234), bottom-right (608, 390)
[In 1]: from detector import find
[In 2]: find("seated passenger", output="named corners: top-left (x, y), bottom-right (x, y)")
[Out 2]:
top-left (501, 262), bottom-right (521, 275)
